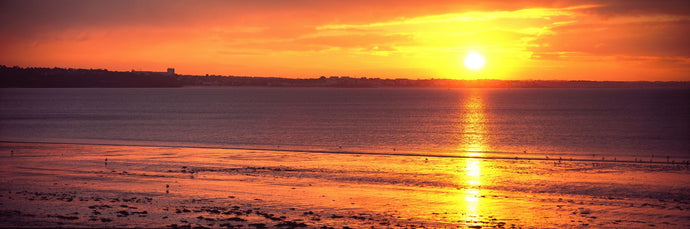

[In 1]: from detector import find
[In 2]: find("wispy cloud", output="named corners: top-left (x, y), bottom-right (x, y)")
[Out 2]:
top-left (0, 0), bottom-right (688, 80)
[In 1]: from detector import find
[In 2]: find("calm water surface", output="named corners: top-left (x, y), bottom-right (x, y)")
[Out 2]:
top-left (1, 88), bottom-right (688, 160)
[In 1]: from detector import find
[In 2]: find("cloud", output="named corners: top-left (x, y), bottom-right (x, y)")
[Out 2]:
top-left (529, 18), bottom-right (690, 58)
top-left (0, 0), bottom-right (571, 36)
top-left (2, 0), bottom-right (685, 37)
top-left (580, 0), bottom-right (690, 17)
top-left (318, 7), bottom-right (577, 30)
top-left (294, 33), bottom-right (412, 50)
top-left (1, 0), bottom-right (688, 79)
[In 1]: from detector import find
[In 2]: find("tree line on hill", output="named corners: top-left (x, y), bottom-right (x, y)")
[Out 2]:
top-left (1, 66), bottom-right (688, 88)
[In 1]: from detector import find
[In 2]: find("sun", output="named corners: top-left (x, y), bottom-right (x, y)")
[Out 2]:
top-left (464, 51), bottom-right (485, 70)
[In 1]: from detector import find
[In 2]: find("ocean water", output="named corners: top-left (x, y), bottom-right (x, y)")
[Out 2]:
top-left (1, 87), bottom-right (688, 160)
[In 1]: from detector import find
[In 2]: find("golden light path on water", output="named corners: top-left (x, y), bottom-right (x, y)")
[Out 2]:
top-left (458, 89), bottom-right (487, 225)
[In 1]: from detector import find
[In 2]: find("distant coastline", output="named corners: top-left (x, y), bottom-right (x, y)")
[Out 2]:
top-left (1, 65), bottom-right (688, 88)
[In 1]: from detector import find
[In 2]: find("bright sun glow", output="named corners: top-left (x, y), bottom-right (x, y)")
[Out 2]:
top-left (464, 51), bottom-right (485, 70)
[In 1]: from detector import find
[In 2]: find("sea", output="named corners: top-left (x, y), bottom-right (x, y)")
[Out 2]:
top-left (1, 87), bottom-right (688, 161)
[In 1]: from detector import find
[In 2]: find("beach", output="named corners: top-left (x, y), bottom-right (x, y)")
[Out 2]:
top-left (1, 142), bottom-right (688, 228)
top-left (2, 0), bottom-right (690, 227)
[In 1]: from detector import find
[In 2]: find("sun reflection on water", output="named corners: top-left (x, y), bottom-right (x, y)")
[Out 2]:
top-left (460, 91), bottom-right (487, 156)
top-left (458, 89), bottom-right (487, 225)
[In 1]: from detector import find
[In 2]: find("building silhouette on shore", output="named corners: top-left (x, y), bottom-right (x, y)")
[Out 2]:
top-left (131, 68), bottom-right (175, 76)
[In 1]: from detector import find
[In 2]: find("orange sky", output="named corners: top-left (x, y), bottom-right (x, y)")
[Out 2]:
top-left (1, 0), bottom-right (689, 80)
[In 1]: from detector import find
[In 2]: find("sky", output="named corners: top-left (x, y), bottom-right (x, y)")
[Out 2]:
top-left (1, 0), bottom-right (689, 81)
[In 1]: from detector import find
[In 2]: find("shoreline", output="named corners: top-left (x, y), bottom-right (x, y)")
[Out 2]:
top-left (1, 142), bottom-right (689, 228)
top-left (1, 140), bottom-right (685, 165)
top-left (3, 66), bottom-right (690, 89)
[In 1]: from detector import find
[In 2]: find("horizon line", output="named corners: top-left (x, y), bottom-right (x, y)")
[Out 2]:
top-left (3, 65), bottom-right (689, 83)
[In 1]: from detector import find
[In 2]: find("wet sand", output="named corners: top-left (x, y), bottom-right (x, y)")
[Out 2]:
top-left (0, 142), bottom-right (689, 228)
